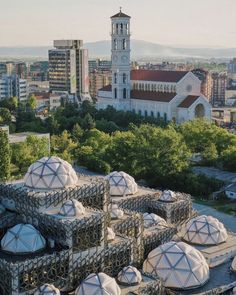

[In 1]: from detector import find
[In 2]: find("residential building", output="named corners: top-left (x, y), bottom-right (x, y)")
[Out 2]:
top-left (97, 9), bottom-right (211, 124)
top-left (29, 61), bottom-right (49, 81)
top-left (0, 75), bottom-right (27, 102)
top-left (211, 72), bottom-right (227, 106)
top-left (192, 69), bottom-right (212, 101)
top-left (49, 40), bottom-right (90, 102)
top-left (15, 62), bottom-right (27, 79)
top-left (225, 58), bottom-right (236, 106)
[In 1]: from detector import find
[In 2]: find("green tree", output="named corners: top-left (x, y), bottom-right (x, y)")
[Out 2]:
top-left (0, 97), bottom-right (18, 112)
top-left (81, 114), bottom-right (95, 130)
top-left (72, 123), bottom-right (83, 142)
top-left (27, 94), bottom-right (37, 110)
top-left (0, 129), bottom-right (10, 180)
top-left (0, 108), bottom-right (11, 125)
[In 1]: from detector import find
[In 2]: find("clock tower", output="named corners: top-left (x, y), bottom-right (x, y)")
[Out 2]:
top-left (111, 8), bottom-right (131, 100)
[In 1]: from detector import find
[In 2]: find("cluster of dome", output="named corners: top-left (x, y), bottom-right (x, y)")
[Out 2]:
top-left (75, 273), bottom-right (121, 295)
top-left (24, 156), bottom-right (78, 190)
top-left (106, 171), bottom-right (138, 196)
top-left (143, 213), bottom-right (167, 228)
top-left (183, 215), bottom-right (228, 245)
top-left (143, 241), bottom-right (209, 289)
top-left (1, 224), bottom-right (46, 254)
top-left (59, 199), bottom-right (85, 218)
top-left (117, 266), bottom-right (142, 286)
top-left (34, 284), bottom-right (60, 295)
top-left (159, 190), bottom-right (177, 202)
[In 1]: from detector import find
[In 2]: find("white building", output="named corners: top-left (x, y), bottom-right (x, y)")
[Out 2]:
top-left (97, 10), bottom-right (211, 124)
top-left (0, 75), bottom-right (27, 102)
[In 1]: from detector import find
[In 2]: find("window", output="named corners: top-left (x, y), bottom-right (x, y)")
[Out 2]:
top-left (122, 39), bottom-right (126, 50)
top-left (114, 73), bottom-right (117, 84)
top-left (151, 111), bottom-right (154, 117)
top-left (123, 88), bottom-right (126, 99)
top-left (114, 39), bottom-right (117, 50)
top-left (123, 73), bottom-right (127, 84)
top-left (157, 112), bottom-right (160, 118)
top-left (164, 113), bottom-right (167, 121)
top-left (116, 24), bottom-right (119, 34)
top-left (144, 110), bottom-right (148, 117)
top-left (126, 23), bottom-right (129, 34)
top-left (138, 110), bottom-right (142, 115)
top-left (114, 88), bottom-right (117, 99)
top-left (120, 23), bottom-right (123, 34)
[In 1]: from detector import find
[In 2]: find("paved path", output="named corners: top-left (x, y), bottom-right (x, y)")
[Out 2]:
top-left (193, 202), bottom-right (236, 232)
top-left (193, 166), bottom-right (236, 183)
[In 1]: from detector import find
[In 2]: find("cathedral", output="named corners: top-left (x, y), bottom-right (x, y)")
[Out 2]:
top-left (96, 9), bottom-right (212, 124)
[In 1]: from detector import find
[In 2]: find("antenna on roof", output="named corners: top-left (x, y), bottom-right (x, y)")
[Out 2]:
top-left (120, 6), bottom-right (122, 13)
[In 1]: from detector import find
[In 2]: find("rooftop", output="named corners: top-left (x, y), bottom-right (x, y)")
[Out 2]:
top-left (178, 95), bottom-right (200, 108)
top-left (131, 69), bottom-right (188, 83)
top-left (111, 10), bottom-right (131, 18)
top-left (131, 90), bottom-right (176, 102)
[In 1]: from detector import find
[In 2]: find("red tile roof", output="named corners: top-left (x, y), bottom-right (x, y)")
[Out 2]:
top-left (178, 95), bottom-right (200, 108)
top-left (131, 69), bottom-right (188, 83)
top-left (111, 11), bottom-right (131, 18)
top-left (99, 84), bottom-right (112, 92)
top-left (131, 90), bottom-right (176, 102)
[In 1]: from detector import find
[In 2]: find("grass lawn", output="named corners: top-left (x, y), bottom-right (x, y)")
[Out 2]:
top-left (194, 198), bottom-right (236, 217)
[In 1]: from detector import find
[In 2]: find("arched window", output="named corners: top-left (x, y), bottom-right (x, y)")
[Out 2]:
top-left (195, 104), bottom-right (205, 118)
top-left (123, 88), bottom-right (126, 99)
top-left (120, 23), bottom-right (123, 34)
top-left (114, 88), bottom-right (117, 99)
top-left (116, 24), bottom-right (119, 34)
top-left (114, 73), bottom-right (117, 84)
top-left (123, 73), bottom-right (127, 84)
top-left (157, 112), bottom-right (160, 118)
top-left (126, 23), bottom-right (129, 34)
top-left (138, 110), bottom-right (142, 116)
top-left (151, 111), bottom-right (154, 117)
top-left (114, 39), bottom-right (117, 50)
top-left (122, 39), bottom-right (126, 50)
top-left (164, 113), bottom-right (167, 121)
top-left (144, 110), bottom-right (148, 117)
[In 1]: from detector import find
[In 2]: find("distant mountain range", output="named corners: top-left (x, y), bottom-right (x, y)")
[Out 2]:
top-left (0, 40), bottom-right (236, 59)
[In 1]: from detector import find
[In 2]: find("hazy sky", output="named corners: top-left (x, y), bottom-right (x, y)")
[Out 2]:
top-left (1, 0), bottom-right (236, 47)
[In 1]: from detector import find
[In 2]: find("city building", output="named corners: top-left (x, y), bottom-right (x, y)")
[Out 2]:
top-left (49, 40), bottom-right (91, 102)
top-left (225, 58), bottom-right (236, 106)
top-left (211, 72), bottom-right (227, 106)
top-left (0, 74), bottom-right (27, 102)
top-left (97, 10), bottom-right (211, 124)
top-left (15, 62), bottom-right (27, 79)
top-left (192, 68), bottom-right (212, 101)
top-left (29, 61), bottom-right (49, 81)
top-left (89, 70), bottom-right (112, 98)
top-left (89, 59), bottom-right (112, 73)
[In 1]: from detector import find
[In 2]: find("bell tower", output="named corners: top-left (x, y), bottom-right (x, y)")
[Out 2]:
top-left (111, 8), bottom-right (131, 100)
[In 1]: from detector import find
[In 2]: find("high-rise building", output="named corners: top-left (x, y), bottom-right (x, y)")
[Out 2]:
top-left (211, 72), bottom-right (227, 106)
top-left (0, 75), bottom-right (27, 102)
top-left (15, 62), bottom-right (27, 79)
top-left (192, 69), bottom-right (212, 101)
top-left (89, 70), bottom-right (112, 98)
top-left (49, 40), bottom-right (90, 101)
top-left (111, 9), bottom-right (131, 100)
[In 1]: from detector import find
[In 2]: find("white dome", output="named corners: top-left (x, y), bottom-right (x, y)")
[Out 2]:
top-left (0, 204), bottom-right (5, 215)
top-left (107, 227), bottom-right (116, 241)
top-left (75, 273), bottom-right (121, 295)
top-left (1, 224), bottom-right (46, 254)
top-left (34, 284), bottom-right (60, 295)
top-left (183, 215), bottom-right (228, 245)
top-left (143, 213), bottom-right (167, 228)
top-left (143, 241), bottom-right (209, 289)
top-left (24, 156), bottom-right (78, 190)
top-left (232, 256), bottom-right (236, 272)
top-left (110, 204), bottom-right (124, 219)
top-left (159, 190), bottom-right (177, 202)
top-left (117, 266), bottom-right (142, 286)
top-left (106, 171), bottom-right (138, 196)
top-left (59, 199), bottom-right (85, 218)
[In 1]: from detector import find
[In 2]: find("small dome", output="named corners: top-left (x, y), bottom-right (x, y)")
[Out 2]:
top-left (24, 156), bottom-right (78, 190)
top-left (183, 215), bottom-right (228, 245)
top-left (75, 272), bottom-right (121, 295)
top-left (59, 199), bottom-right (85, 218)
top-left (106, 171), bottom-right (138, 196)
top-left (110, 204), bottom-right (124, 219)
top-left (0, 204), bottom-right (5, 215)
top-left (231, 256), bottom-right (236, 272)
top-left (1, 224), bottom-right (46, 254)
top-left (107, 227), bottom-right (116, 241)
top-left (117, 266), bottom-right (142, 286)
top-left (143, 241), bottom-right (209, 289)
top-left (159, 190), bottom-right (177, 202)
top-left (34, 284), bottom-right (60, 295)
top-left (143, 213), bottom-right (167, 228)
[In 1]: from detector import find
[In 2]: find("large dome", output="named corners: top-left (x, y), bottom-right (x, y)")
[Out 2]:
top-left (106, 171), bottom-right (138, 196)
top-left (75, 273), bottom-right (121, 295)
top-left (117, 266), bottom-right (142, 286)
top-left (183, 215), bottom-right (228, 245)
top-left (1, 224), bottom-right (46, 254)
top-left (34, 284), bottom-right (60, 295)
top-left (143, 241), bottom-right (209, 289)
top-left (24, 156), bottom-right (78, 190)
